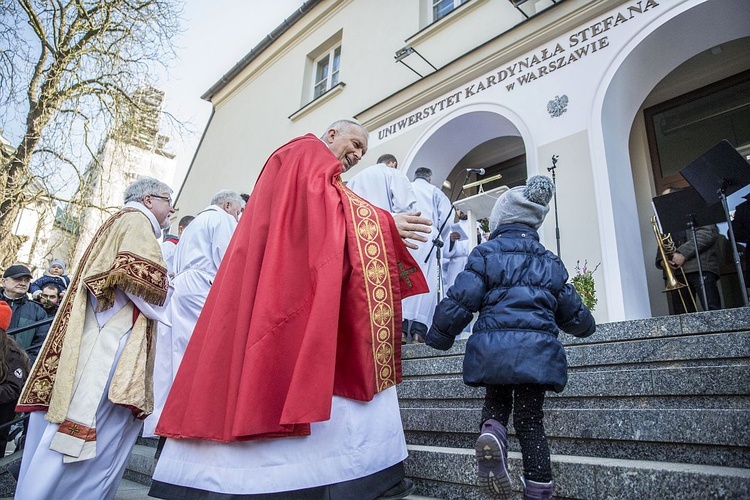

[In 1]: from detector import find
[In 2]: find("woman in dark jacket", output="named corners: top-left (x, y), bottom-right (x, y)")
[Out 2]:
top-left (426, 176), bottom-right (595, 500)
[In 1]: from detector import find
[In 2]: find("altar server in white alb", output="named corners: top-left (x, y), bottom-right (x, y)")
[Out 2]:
top-left (443, 209), bottom-right (473, 290)
top-left (15, 177), bottom-right (173, 500)
top-left (346, 153), bottom-right (417, 214)
top-left (160, 215), bottom-right (195, 278)
top-left (402, 167), bottom-right (453, 344)
top-left (144, 189), bottom-right (244, 437)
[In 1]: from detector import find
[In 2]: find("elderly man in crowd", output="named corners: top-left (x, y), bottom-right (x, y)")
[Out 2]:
top-left (15, 176), bottom-right (173, 499)
top-left (1, 264), bottom-right (49, 361)
top-left (150, 120), bottom-right (432, 500)
top-left (144, 189), bottom-right (244, 438)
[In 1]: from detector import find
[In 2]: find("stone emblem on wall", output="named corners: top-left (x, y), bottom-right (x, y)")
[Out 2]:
top-left (547, 95), bottom-right (569, 118)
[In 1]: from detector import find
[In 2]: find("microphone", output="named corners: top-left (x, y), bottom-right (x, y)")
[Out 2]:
top-left (466, 168), bottom-right (485, 175)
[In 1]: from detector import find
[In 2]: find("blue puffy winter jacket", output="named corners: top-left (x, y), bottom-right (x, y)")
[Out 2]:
top-left (426, 223), bottom-right (595, 392)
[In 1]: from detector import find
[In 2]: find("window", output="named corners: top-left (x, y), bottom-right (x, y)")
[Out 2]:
top-left (645, 70), bottom-right (750, 194)
top-left (432, 0), bottom-right (468, 22)
top-left (313, 45), bottom-right (341, 100)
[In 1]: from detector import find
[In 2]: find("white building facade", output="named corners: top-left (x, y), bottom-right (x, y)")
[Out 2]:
top-left (175, 0), bottom-right (750, 323)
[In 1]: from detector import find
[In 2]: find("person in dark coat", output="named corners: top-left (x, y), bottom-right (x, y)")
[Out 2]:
top-left (0, 301), bottom-right (30, 456)
top-left (425, 175), bottom-right (595, 500)
top-left (1, 265), bottom-right (49, 362)
top-left (654, 188), bottom-right (721, 313)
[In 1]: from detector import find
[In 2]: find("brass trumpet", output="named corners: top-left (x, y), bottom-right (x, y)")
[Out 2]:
top-left (651, 215), bottom-right (697, 312)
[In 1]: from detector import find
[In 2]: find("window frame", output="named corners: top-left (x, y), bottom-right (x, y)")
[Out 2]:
top-left (311, 44), bottom-right (341, 101)
top-left (431, 0), bottom-right (468, 23)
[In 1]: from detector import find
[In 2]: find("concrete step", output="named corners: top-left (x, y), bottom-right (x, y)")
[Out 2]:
top-left (401, 308), bottom-right (750, 361)
top-left (401, 331), bottom-right (750, 377)
top-left (398, 364), bottom-right (750, 402)
top-left (124, 444), bottom-right (157, 486)
top-left (404, 444), bottom-right (750, 499)
top-left (400, 407), bottom-right (749, 468)
top-left (0, 450), bottom-right (21, 498)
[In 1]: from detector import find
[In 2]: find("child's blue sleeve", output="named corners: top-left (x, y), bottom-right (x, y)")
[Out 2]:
top-left (426, 247), bottom-right (487, 350)
top-left (556, 283), bottom-right (596, 338)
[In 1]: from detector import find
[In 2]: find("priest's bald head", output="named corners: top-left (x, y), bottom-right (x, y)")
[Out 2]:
top-left (320, 120), bottom-right (368, 172)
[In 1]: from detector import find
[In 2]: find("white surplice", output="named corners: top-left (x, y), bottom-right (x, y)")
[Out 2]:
top-left (161, 239), bottom-right (178, 276)
top-left (143, 205), bottom-right (236, 437)
top-left (443, 218), bottom-right (473, 290)
top-left (401, 178), bottom-right (453, 327)
top-left (151, 386), bottom-right (407, 495)
top-left (346, 163), bottom-right (417, 213)
top-left (15, 203), bottom-right (171, 500)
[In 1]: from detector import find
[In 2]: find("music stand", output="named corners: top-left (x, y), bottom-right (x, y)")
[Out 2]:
top-left (680, 140), bottom-right (750, 306)
top-left (652, 187), bottom-right (725, 309)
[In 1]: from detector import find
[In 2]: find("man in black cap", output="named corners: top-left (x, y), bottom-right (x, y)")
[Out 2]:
top-left (1, 264), bottom-right (49, 361)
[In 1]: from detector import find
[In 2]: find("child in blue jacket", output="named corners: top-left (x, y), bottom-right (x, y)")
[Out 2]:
top-left (29, 259), bottom-right (70, 299)
top-left (425, 175), bottom-right (595, 500)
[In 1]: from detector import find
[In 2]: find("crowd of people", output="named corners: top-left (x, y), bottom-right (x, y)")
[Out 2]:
top-left (0, 119), bottom-right (605, 500)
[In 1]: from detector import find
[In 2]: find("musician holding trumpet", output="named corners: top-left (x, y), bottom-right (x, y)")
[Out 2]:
top-left (654, 187), bottom-right (723, 314)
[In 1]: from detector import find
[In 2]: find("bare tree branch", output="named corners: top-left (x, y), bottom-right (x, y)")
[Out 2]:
top-left (0, 0), bottom-right (183, 268)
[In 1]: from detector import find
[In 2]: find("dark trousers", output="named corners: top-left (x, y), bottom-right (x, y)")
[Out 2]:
top-left (0, 401), bottom-right (16, 456)
top-left (669, 272), bottom-right (721, 314)
top-left (482, 384), bottom-right (552, 483)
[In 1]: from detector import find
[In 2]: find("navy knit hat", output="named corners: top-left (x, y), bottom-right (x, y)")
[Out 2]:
top-left (489, 175), bottom-right (555, 232)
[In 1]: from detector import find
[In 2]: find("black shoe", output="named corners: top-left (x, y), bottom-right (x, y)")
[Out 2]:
top-left (378, 478), bottom-right (415, 499)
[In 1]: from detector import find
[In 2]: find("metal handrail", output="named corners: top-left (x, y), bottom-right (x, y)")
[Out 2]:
top-left (5, 318), bottom-right (54, 337)
top-left (0, 413), bottom-right (28, 433)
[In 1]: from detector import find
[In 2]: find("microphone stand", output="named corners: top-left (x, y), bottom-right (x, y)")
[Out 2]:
top-left (686, 215), bottom-right (709, 310)
top-left (425, 205), bottom-right (454, 302)
top-left (547, 155), bottom-right (561, 258)
top-left (426, 170), bottom-right (475, 301)
top-left (718, 179), bottom-right (749, 306)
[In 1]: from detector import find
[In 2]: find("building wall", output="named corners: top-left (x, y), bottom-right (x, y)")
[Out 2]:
top-left (177, 0), bottom-right (750, 322)
top-left (71, 138), bottom-right (176, 269)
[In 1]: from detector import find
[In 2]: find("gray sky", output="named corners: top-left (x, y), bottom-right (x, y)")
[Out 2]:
top-left (161, 0), bottom-right (305, 188)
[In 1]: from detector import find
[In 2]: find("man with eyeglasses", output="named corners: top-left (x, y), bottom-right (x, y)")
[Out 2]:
top-left (16, 176), bottom-right (172, 499)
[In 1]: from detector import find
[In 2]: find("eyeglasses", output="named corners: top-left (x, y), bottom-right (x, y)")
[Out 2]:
top-left (150, 194), bottom-right (173, 207)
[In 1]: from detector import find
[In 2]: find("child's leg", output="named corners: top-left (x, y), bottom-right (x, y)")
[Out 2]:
top-left (476, 385), bottom-right (513, 499)
top-left (482, 384), bottom-right (513, 426)
top-left (513, 384), bottom-right (552, 483)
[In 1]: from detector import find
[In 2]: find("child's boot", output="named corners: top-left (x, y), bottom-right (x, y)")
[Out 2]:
top-left (520, 476), bottom-right (554, 500)
top-left (475, 418), bottom-right (511, 499)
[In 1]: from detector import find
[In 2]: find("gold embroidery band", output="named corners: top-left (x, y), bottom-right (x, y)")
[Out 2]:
top-left (339, 180), bottom-right (398, 393)
top-left (57, 419), bottom-right (97, 442)
top-left (17, 210), bottom-right (135, 411)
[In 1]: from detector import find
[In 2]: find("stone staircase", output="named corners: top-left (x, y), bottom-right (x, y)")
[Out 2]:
top-left (398, 307), bottom-right (750, 498)
top-left (1, 308), bottom-right (747, 498)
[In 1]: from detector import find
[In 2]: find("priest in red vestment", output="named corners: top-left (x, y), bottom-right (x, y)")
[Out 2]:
top-left (150, 120), bottom-right (432, 499)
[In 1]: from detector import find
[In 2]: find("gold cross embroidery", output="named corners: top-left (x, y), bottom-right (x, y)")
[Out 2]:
top-left (397, 261), bottom-right (417, 288)
top-left (68, 423), bottom-right (80, 436)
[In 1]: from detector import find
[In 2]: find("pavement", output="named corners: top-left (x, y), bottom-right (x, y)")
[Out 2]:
top-left (115, 479), bottom-right (152, 499)
top-left (0, 479), bottom-right (151, 500)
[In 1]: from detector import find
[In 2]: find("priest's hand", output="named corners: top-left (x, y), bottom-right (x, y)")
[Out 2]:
top-left (393, 212), bottom-right (432, 249)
